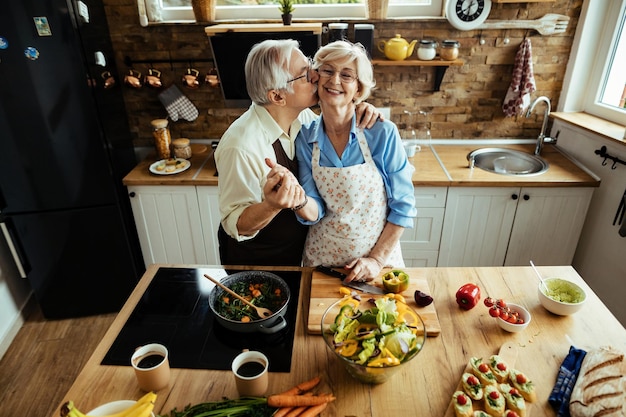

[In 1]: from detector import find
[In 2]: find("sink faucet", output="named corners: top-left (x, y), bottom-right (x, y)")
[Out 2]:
top-left (525, 96), bottom-right (556, 156)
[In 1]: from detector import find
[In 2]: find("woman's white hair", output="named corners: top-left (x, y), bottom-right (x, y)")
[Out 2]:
top-left (245, 39), bottom-right (300, 105)
top-left (313, 40), bottom-right (375, 104)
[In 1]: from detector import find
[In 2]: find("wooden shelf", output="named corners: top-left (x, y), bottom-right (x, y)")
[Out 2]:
top-left (205, 23), bottom-right (322, 36)
top-left (372, 58), bottom-right (464, 67)
top-left (372, 58), bottom-right (464, 91)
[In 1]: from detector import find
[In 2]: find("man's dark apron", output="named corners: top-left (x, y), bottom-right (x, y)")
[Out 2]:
top-left (217, 140), bottom-right (308, 266)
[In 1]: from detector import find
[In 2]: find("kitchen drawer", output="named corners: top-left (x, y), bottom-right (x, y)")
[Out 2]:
top-left (414, 187), bottom-right (447, 207)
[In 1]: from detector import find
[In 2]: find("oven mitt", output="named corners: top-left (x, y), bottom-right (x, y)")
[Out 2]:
top-left (158, 84), bottom-right (198, 122)
top-left (548, 345), bottom-right (587, 417)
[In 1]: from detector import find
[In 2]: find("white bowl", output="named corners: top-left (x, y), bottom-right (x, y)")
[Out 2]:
top-left (496, 303), bottom-right (531, 333)
top-left (538, 278), bottom-right (587, 316)
top-left (88, 400), bottom-right (155, 417)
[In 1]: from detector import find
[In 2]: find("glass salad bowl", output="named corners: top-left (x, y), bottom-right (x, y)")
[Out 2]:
top-left (321, 295), bottom-right (426, 384)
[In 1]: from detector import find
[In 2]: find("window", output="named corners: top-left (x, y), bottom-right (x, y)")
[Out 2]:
top-left (562, 0), bottom-right (626, 125)
top-left (148, 0), bottom-right (442, 22)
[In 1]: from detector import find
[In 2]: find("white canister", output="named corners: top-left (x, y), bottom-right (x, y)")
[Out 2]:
top-left (417, 40), bottom-right (437, 61)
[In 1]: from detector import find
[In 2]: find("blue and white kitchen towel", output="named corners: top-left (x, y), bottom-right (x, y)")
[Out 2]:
top-left (503, 38), bottom-right (536, 117)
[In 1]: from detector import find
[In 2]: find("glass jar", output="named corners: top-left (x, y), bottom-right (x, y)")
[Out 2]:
top-left (172, 138), bottom-right (192, 159)
top-left (440, 40), bottom-right (460, 61)
top-left (417, 40), bottom-right (437, 61)
top-left (151, 119), bottom-right (171, 160)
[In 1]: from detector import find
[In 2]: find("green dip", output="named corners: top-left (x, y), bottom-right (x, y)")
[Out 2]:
top-left (543, 279), bottom-right (585, 304)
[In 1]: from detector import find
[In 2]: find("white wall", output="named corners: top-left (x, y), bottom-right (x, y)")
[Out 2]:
top-left (552, 121), bottom-right (626, 327)
top-left (0, 236), bottom-right (32, 359)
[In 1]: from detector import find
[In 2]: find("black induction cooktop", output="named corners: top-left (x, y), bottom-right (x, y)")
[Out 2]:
top-left (101, 267), bottom-right (301, 372)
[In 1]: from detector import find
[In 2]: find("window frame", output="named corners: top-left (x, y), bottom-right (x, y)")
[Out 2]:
top-left (559, 0), bottom-right (626, 125)
top-left (155, 0), bottom-right (443, 22)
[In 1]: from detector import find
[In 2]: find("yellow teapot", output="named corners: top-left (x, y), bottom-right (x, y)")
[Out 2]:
top-left (377, 34), bottom-right (417, 61)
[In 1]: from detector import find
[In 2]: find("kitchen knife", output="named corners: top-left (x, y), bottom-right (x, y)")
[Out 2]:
top-left (315, 265), bottom-right (384, 294)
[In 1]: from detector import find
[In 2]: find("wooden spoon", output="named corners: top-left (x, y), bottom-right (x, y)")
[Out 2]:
top-left (204, 274), bottom-right (273, 319)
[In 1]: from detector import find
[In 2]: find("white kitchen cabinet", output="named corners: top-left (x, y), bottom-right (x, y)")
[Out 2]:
top-left (127, 185), bottom-right (207, 267)
top-left (438, 186), bottom-right (593, 267)
top-left (196, 186), bottom-right (220, 265)
top-left (400, 187), bottom-right (447, 267)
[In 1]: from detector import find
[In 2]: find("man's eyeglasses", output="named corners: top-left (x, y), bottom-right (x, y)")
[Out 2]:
top-left (317, 65), bottom-right (358, 83)
top-left (287, 59), bottom-right (313, 83)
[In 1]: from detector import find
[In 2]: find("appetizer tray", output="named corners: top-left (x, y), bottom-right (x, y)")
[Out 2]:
top-left (307, 268), bottom-right (441, 336)
top-left (149, 158), bottom-right (191, 175)
top-left (444, 342), bottom-right (533, 417)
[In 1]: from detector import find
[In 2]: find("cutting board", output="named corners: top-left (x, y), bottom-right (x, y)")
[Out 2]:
top-left (307, 268), bottom-right (441, 336)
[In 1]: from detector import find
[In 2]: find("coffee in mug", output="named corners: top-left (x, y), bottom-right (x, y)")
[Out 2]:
top-left (131, 343), bottom-right (170, 392)
top-left (328, 23), bottom-right (348, 43)
top-left (231, 350), bottom-right (269, 397)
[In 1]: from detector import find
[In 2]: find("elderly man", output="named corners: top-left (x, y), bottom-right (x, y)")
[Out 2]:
top-left (215, 39), bottom-right (379, 266)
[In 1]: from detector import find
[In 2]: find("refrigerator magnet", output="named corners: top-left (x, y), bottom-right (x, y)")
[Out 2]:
top-left (33, 17), bottom-right (52, 36)
top-left (0, 37), bottom-right (8, 49)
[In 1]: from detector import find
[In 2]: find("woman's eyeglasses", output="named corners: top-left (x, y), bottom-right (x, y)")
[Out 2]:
top-left (317, 65), bottom-right (358, 83)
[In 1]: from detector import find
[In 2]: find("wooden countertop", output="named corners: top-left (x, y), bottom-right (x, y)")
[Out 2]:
top-left (123, 142), bottom-right (599, 188)
top-left (53, 264), bottom-right (626, 417)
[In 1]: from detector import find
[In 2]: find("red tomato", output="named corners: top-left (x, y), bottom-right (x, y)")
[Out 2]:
top-left (467, 375), bottom-right (480, 386)
top-left (499, 310), bottom-right (510, 321)
top-left (489, 390), bottom-right (500, 399)
top-left (506, 315), bottom-right (518, 324)
top-left (484, 297), bottom-right (495, 307)
top-left (516, 373), bottom-right (528, 384)
top-left (489, 306), bottom-right (500, 317)
top-left (497, 362), bottom-right (507, 371)
top-left (496, 299), bottom-right (507, 309)
top-left (516, 318), bottom-right (525, 324)
top-left (478, 363), bottom-right (490, 373)
top-left (509, 388), bottom-right (521, 397)
top-left (456, 393), bottom-right (468, 405)
top-left (506, 412), bottom-right (520, 417)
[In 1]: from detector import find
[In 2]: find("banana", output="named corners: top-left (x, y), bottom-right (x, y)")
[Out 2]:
top-left (60, 392), bottom-right (157, 417)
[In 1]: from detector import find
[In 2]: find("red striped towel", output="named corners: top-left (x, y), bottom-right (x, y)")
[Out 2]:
top-left (502, 38), bottom-right (536, 117)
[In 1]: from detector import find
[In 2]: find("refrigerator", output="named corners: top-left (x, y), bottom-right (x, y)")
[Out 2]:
top-left (0, 0), bottom-right (145, 318)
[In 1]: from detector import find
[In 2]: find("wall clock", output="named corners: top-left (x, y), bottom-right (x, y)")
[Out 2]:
top-left (446, 0), bottom-right (492, 31)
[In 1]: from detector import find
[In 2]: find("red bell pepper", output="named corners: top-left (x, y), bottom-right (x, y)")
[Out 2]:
top-left (456, 283), bottom-right (481, 310)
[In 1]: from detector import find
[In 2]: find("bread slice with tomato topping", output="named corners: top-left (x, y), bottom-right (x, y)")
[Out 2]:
top-left (470, 357), bottom-right (498, 386)
top-left (473, 412), bottom-right (492, 417)
top-left (484, 385), bottom-right (505, 417)
top-left (451, 391), bottom-right (473, 417)
top-left (498, 383), bottom-right (526, 417)
top-left (488, 354), bottom-right (510, 382)
top-left (461, 372), bottom-right (484, 401)
top-left (509, 369), bottom-right (537, 403)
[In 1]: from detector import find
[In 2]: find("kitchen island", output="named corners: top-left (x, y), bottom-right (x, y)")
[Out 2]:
top-left (53, 265), bottom-right (626, 416)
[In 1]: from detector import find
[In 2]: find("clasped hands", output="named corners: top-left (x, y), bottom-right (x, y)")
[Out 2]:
top-left (264, 158), bottom-right (306, 210)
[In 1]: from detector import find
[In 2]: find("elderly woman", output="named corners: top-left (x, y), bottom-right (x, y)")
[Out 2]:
top-left (295, 40), bottom-right (416, 282)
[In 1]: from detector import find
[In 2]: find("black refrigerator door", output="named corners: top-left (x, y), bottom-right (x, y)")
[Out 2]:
top-left (0, 0), bottom-right (118, 214)
top-left (7, 206), bottom-right (140, 318)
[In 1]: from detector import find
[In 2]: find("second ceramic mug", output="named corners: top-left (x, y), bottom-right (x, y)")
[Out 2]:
top-left (131, 343), bottom-right (170, 392)
top-left (231, 350), bottom-right (269, 397)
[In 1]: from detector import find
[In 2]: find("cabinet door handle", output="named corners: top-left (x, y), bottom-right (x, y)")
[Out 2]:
top-left (129, 192), bottom-right (136, 198)
top-left (512, 194), bottom-right (518, 200)
top-left (523, 194), bottom-right (530, 201)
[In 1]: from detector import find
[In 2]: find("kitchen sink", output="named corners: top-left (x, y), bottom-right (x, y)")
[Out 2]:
top-left (467, 148), bottom-right (549, 176)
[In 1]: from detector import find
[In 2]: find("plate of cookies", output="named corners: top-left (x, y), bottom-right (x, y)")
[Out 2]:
top-left (149, 158), bottom-right (191, 175)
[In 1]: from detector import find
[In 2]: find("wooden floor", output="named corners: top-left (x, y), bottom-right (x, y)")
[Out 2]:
top-left (0, 304), bottom-right (116, 417)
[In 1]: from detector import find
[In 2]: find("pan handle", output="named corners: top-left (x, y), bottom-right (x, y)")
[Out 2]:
top-left (258, 315), bottom-right (287, 334)
top-left (0, 216), bottom-right (29, 278)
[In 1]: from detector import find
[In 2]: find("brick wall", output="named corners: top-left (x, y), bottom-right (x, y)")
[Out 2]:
top-left (103, 0), bottom-right (582, 147)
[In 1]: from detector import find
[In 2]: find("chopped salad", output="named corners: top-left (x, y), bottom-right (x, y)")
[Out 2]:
top-left (327, 295), bottom-right (424, 367)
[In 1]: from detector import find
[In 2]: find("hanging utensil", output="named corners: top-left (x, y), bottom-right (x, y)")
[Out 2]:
top-left (204, 274), bottom-right (273, 319)
top-left (479, 14), bottom-right (570, 36)
top-left (530, 260), bottom-right (548, 292)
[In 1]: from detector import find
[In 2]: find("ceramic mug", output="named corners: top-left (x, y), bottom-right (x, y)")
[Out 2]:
top-left (131, 343), bottom-right (170, 392)
top-left (231, 350), bottom-right (269, 397)
top-left (101, 71), bottom-right (116, 89)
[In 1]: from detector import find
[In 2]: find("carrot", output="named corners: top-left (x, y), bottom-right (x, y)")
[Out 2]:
top-left (273, 407), bottom-right (295, 417)
top-left (267, 394), bottom-right (335, 408)
top-left (277, 376), bottom-right (322, 396)
top-left (284, 405), bottom-right (308, 417)
top-left (298, 402), bottom-right (328, 417)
